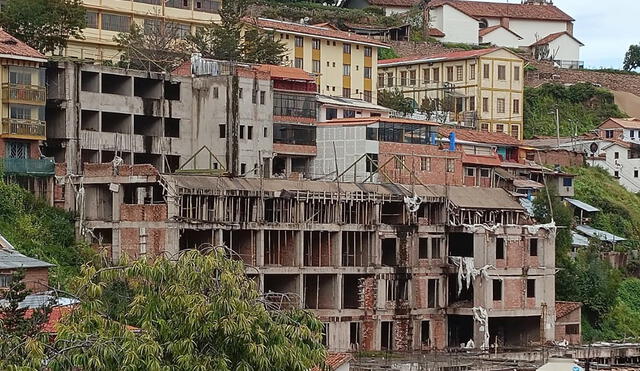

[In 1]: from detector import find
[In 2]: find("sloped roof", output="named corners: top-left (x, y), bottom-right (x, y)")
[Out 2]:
top-left (0, 233), bottom-right (54, 270)
top-left (316, 95), bottom-right (391, 112)
top-left (429, 0), bottom-right (574, 22)
top-left (575, 225), bottom-right (626, 243)
top-left (556, 301), bottom-right (582, 319)
top-left (255, 64), bottom-right (315, 81)
top-left (461, 153), bottom-right (501, 166)
top-left (530, 31), bottom-right (584, 47)
top-left (600, 117), bottom-right (640, 129)
top-left (565, 198), bottom-right (599, 213)
top-left (440, 127), bottom-right (522, 146)
top-left (311, 352), bottom-right (353, 371)
top-left (367, 0), bottom-right (420, 7)
top-left (448, 187), bottom-right (524, 210)
top-left (479, 25), bottom-right (523, 39)
top-left (252, 18), bottom-right (388, 47)
top-left (379, 47), bottom-right (517, 67)
top-left (0, 29), bottom-right (46, 61)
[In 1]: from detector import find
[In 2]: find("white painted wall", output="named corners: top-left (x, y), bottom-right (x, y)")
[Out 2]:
top-left (546, 34), bottom-right (581, 62)
top-left (318, 105), bottom-right (389, 122)
top-left (480, 27), bottom-right (522, 48)
top-left (434, 5), bottom-right (478, 44)
top-left (507, 19), bottom-right (570, 47)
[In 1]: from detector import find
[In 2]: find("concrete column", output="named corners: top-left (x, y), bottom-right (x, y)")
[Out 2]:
top-left (112, 228), bottom-right (121, 263)
top-left (285, 156), bottom-right (292, 175)
top-left (295, 230), bottom-right (304, 268)
top-left (336, 273), bottom-right (343, 309)
top-left (255, 229), bottom-right (264, 267)
top-left (165, 224), bottom-right (180, 258)
top-left (112, 187), bottom-right (124, 222)
top-left (334, 230), bottom-right (343, 268)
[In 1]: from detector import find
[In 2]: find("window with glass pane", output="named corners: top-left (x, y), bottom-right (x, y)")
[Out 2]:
top-left (7, 142), bottom-right (29, 159)
top-left (85, 11), bottom-right (98, 28)
top-left (10, 105), bottom-right (32, 119)
top-left (9, 67), bottom-right (32, 85)
top-left (102, 13), bottom-right (130, 32)
top-left (364, 46), bottom-right (372, 57)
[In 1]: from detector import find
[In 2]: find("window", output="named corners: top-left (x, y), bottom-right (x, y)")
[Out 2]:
top-left (322, 323), bottom-right (329, 347)
top-left (421, 321), bottom-right (430, 345)
top-left (496, 123), bottom-right (504, 132)
top-left (102, 13), bottom-right (131, 32)
top-left (247, 126), bottom-right (253, 140)
top-left (363, 90), bottom-right (372, 102)
top-left (513, 99), bottom-right (520, 114)
top-left (350, 322), bottom-right (361, 348)
top-left (433, 68), bottom-right (439, 83)
top-left (264, 127), bottom-right (268, 137)
top-left (260, 91), bottom-right (265, 105)
top-left (605, 130), bottom-right (614, 138)
top-left (326, 108), bottom-right (338, 120)
top-left (456, 65), bottom-right (463, 81)
top-left (482, 97), bottom-right (489, 112)
top-left (514, 66), bottom-right (521, 81)
top-left (469, 64), bottom-right (476, 80)
top-left (343, 43), bottom-right (351, 54)
top-left (0, 274), bottom-right (12, 288)
top-left (615, 170), bottom-right (620, 178)
top-left (497, 98), bottom-right (505, 113)
top-left (400, 71), bottom-right (407, 85)
top-left (446, 159), bottom-right (455, 173)
top-left (240, 163), bottom-right (246, 174)
top-left (446, 66), bottom-right (454, 82)
top-left (364, 46), bottom-right (372, 57)
top-left (364, 66), bottom-right (372, 79)
top-left (342, 88), bottom-right (351, 98)
top-left (378, 74), bottom-right (385, 88)
top-left (343, 64), bottom-right (351, 76)
top-left (423, 68), bottom-right (430, 84)
top-left (10, 105), bottom-right (32, 120)
top-left (294, 58), bottom-right (303, 69)
top-left (563, 177), bottom-right (573, 187)
top-left (465, 167), bottom-right (475, 177)
top-left (483, 64), bottom-right (490, 79)
top-left (294, 36), bottom-right (303, 47)
top-left (365, 153), bottom-right (378, 172)
top-left (239, 125), bottom-right (245, 139)
top-left (219, 124), bottom-right (226, 138)
top-left (615, 151), bottom-right (620, 159)
top-left (239, 88), bottom-right (243, 98)
top-left (469, 96), bottom-right (476, 111)
top-left (343, 109), bottom-right (356, 118)
top-left (419, 238), bottom-right (428, 259)
top-left (7, 142), bottom-right (28, 159)
top-left (312, 60), bottom-right (321, 73)
top-left (636, 169), bottom-right (639, 178)
top-left (251, 90), bottom-right (257, 104)
top-left (511, 124), bottom-right (520, 139)
top-left (395, 155), bottom-right (404, 169)
top-left (431, 238), bottom-right (441, 259)
top-left (9, 68), bottom-right (33, 86)
top-left (427, 279), bottom-right (438, 308)
top-left (527, 279), bottom-right (535, 298)
top-left (493, 280), bottom-right (502, 300)
top-left (631, 130), bottom-right (636, 138)
top-left (86, 11), bottom-right (98, 28)
top-left (312, 38), bottom-right (320, 50)
top-left (481, 122), bottom-right (489, 131)
top-left (496, 238), bottom-right (504, 259)
top-left (497, 65), bottom-right (506, 80)
top-left (387, 72), bottom-right (394, 87)
top-left (420, 157), bottom-right (431, 171)
top-left (213, 87), bottom-right (219, 98)
top-left (566, 324), bottom-right (580, 335)
top-left (409, 70), bottom-right (416, 85)
top-left (480, 168), bottom-right (490, 178)
top-left (530, 238), bottom-right (538, 257)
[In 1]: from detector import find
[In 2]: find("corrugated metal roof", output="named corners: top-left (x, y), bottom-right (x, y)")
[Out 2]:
top-left (316, 95), bottom-right (391, 112)
top-left (572, 231), bottom-right (590, 247)
top-left (565, 198), bottom-right (600, 213)
top-left (0, 292), bottom-right (78, 309)
top-left (575, 225), bottom-right (626, 243)
top-left (0, 248), bottom-right (54, 269)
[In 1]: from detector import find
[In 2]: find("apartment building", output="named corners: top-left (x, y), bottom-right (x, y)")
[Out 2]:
top-left (254, 18), bottom-right (387, 103)
top-left (64, 0), bottom-right (221, 61)
top-left (0, 30), bottom-right (54, 201)
top-left (378, 48), bottom-right (525, 139)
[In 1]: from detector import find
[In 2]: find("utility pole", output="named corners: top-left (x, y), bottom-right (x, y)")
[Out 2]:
top-left (555, 107), bottom-right (560, 149)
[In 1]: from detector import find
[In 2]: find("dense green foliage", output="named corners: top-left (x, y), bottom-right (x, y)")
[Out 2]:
top-left (0, 250), bottom-right (326, 370)
top-left (0, 0), bottom-right (86, 54)
top-left (0, 181), bottom-right (86, 288)
top-left (378, 89), bottom-right (415, 114)
top-left (378, 48), bottom-right (400, 60)
top-left (523, 83), bottom-right (626, 139)
top-left (624, 44), bottom-right (640, 71)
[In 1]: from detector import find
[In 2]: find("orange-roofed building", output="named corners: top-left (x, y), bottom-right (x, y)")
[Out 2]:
top-left (378, 47), bottom-right (525, 139)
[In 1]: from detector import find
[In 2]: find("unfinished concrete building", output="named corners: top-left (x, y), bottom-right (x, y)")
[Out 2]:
top-left (76, 164), bottom-right (558, 352)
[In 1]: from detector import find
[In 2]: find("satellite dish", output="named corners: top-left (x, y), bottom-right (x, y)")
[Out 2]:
top-left (589, 142), bottom-right (599, 154)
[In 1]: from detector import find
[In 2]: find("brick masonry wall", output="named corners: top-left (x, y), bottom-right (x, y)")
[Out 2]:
top-left (120, 228), bottom-right (140, 260)
top-left (120, 204), bottom-right (168, 222)
top-left (533, 149), bottom-right (585, 167)
top-left (23, 267), bottom-right (49, 292)
top-left (379, 142), bottom-right (463, 186)
top-left (394, 318), bottom-right (411, 351)
top-left (83, 163), bottom-right (159, 177)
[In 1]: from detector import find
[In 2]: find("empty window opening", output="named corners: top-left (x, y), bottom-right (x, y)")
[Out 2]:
top-left (81, 149), bottom-right (99, 167)
top-left (321, 323), bottom-right (329, 347)
top-left (530, 238), bottom-right (538, 257)
top-left (178, 229), bottom-right (211, 251)
top-left (342, 231), bottom-right (371, 266)
top-left (264, 197), bottom-right (297, 223)
top-left (488, 316), bottom-right (540, 347)
top-left (566, 324), bottom-right (579, 335)
top-left (101, 112), bottom-right (131, 134)
top-left (101, 151), bottom-right (116, 163)
top-left (92, 228), bottom-right (113, 245)
top-left (133, 153), bottom-right (162, 168)
top-left (432, 238), bottom-right (441, 259)
top-left (101, 73), bottom-right (132, 95)
top-left (421, 320), bottom-right (430, 346)
top-left (291, 157), bottom-right (308, 175)
top-left (164, 118), bottom-right (180, 138)
top-left (134, 77), bottom-right (162, 98)
top-left (448, 315), bottom-right (474, 348)
top-left (123, 183), bottom-right (164, 204)
top-left (527, 279), bottom-right (535, 298)
top-left (419, 238), bottom-right (428, 259)
top-left (81, 71), bottom-right (99, 92)
top-left (381, 238), bottom-right (397, 266)
top-left (385, 275), bottom-right (409, 302)
top-left (165, 155), bottom-right (180, 173)
top-left (343, 275), bottom-right (368, 309)
top-left (264, 230), bottom-right (296, 266)
top-left (448, 273), bottom-right (473, 306)
top-left (222, 230), bottom-right (256, 266)
top-left (264, 274), bottom-right (299, 309)
top-left (134, 115), bottom-right (162, 136)
top-left (84, 184), bottom-right (112, 221)
top-left (304, 274), bottom-right (335, 309)
top-left (496, 237), bottom-right (505, 259)
top-left (449, 232), bottom-right (474, 257)
top-left (303, 231), bottom-right (335, 267)
top-left (164, 81), bottom-right (181, 100)
top-left (341, 200), bottom-right (375, 225)
top-left (350, 322), bottom-right (361, 350)
top-left (381, 201), bottom-right (405, 224)
top-left (81, 110), bottom-right (99, 131)
top-left (493, 279), bottom-right (503, 301)
top-left (427, 278), bottom-right (439, 308)
top-left (381, 321), bottom-right (393, 351)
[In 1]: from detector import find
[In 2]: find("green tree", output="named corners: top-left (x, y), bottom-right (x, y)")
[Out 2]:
top-left (378, 89), bottom-right (415, 115)
top-left (5, 249), bottom-right (325, 370)
top-left (0, 0), bottom-right (86, 54)
top-left (623, 44), bottom-right (640, 71)
top-left (241, 27), bottom-right (287, 65)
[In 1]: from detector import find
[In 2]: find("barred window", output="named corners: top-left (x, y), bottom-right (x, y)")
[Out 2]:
top-left (85, 11), bottom-right (98, 29)
top-left (101, 13), bottom-right (130, 32)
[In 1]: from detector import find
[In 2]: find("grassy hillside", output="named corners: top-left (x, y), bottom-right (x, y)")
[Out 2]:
top-left (524, 83), bottom-right (626, 139)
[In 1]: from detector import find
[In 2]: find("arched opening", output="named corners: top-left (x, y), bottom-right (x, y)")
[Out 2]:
top-left (479, 19), bottom-right (488, 29)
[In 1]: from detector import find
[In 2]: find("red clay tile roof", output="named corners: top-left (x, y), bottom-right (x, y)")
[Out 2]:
top-left (319, 116), bottom-right (440, 126)
top-left (429, 0), bottom-right (574, 22)
top-left (462, 153), bottom-right (502, 166)
top-left (556, 301), bottom-right (582, 319)
top-left (251, 18), bottom-right (388, 47)
top-left (379, 47), bottom-right (505, 66)
top-left (255, 64), bottom-right (315, 81)
top-left (439, 127), bottom-right (522, 146)
top-left (368, 0), bottom-right (420, 7)
top-left (479, 25), bottom-right (522, 39)
top-left (530, 31), bottom-right (584, 47)
top-left (600, 117), bottom-right (640, 129)
top-left (173, 60), bottom-right (192, 76)
top-left (429, 27), bottom-right (446, 37)
top-left (0, 29), bottom-right (46, 61)
top-left (311, 352), bottom-right (353, 371)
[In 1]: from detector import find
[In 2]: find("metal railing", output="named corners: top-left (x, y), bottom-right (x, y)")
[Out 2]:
top-left (554, 60), bottom-right (585, 69)
top-left (1, 118), bottom-right (46, 138)
top-left (1, 157), bottom-right (55, 176)
top-left (1, 83), bottom-right (46, 104)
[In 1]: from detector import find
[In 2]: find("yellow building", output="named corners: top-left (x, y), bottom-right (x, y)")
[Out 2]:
top-left (254, 18), bottom-right (387, 103)
top-left (65, 0), bottom-right (222, 61)
top-left (378, 48), bottom-right (525, 139)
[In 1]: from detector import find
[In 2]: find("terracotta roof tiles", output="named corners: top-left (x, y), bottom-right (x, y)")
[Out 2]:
top-left (0, 29), bottom-right (46, 61)
top-left (601, 117), bottom-right (640, 129)
top-left (556, 301), bottom-right (582, 319)
top-left (311, 352), bottom-right (353, 371)
top-left (479, 25), bottom-right (522, 39)
top-left (255, 64), bottom-right (315, 81)
top-left (439, 127), bottom-right (522, 146)
top-left (379, 47), bottom-right (504, 66)
top-left (429, 0), bottom-right (574, 22)
top-left (530, 31), bottom-right (584, 47)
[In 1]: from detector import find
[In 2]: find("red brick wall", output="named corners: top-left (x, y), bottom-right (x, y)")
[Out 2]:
top-left (120, 228), bottom-right (140, 260)
top-left (2, 267), bottom-right (50, 292)
top-left (531, 149), bottom-right (585, 167)
top-left (378, 142), bottom-right (463, 186)
top-left (120, 204), bottom-right (168, 222)
top-left (83, 163), bottom-right (158, 177)
top-left (0, 139), bottom-right (41, 159)
top-left (503, 278), bottom-right (524, 309)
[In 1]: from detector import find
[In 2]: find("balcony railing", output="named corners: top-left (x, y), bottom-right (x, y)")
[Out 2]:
top-left (1, 157), bottom-right (55, 176)
top-left (1, 118), bottom-right (46, 139)
top-left (2, 83), bottom-right (46, 105)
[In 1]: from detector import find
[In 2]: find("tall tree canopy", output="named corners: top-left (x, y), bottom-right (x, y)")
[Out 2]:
top-left (623, 44), bottom-right (640, 71)
top-left (0, 0), bottom-right (86, 54)
top-left (0, 249), bottom-right (326, 370)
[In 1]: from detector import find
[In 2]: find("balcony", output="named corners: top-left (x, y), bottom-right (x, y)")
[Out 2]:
top-left (1, 118), bottom-right (46, 140)
top-left (2, 83), bottom-right (46, 105)
top-left (1, 157), bottom-right (55, 176)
